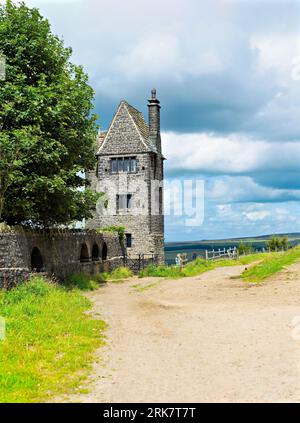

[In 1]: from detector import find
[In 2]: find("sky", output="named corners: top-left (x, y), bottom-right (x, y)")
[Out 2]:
top-left (21, 0), bottom-right (300, 241)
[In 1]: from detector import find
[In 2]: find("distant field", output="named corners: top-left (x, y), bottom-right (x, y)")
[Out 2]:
top-left (165, 234), bottom-right (300, 265)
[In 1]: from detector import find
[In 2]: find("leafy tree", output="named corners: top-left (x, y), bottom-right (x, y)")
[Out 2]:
top-left (0, 1), bottom-right (99, 227)
top-left (238, 241), bottom-right (253, 255)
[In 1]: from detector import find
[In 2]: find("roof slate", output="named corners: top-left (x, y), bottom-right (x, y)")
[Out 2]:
top-left (97, 101), bottom-right (159, 155)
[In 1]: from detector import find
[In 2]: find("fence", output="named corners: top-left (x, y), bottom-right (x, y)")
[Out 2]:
top-left (205, 247), bottom-right (238, 261)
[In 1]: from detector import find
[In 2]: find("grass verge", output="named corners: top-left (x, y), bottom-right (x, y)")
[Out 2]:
top-left (241, 248), bottom-right (300, 282)
top-left (0, 276), bottom-right (106, 403)
top-left (139, 253), bottom-right (271, 279)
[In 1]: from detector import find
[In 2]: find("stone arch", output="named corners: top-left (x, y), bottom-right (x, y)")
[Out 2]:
top-left (31, 247), bottom-right (44, 272)
top-left (80, 243), bottom-right (90, 263)
top-left (92, 243), bottom-right (100, 261)
top-left (102, 242), bottom-right (108, 261)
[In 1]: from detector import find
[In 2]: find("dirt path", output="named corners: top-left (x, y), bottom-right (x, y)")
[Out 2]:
top-left (66, 263), bottom-right (300, 403)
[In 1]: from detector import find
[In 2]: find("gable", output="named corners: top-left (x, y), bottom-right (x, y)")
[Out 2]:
top-left (98, 102), bottom-right (156, 156)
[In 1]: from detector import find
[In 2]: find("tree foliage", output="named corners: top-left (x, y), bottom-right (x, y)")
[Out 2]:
top-left (0, 1), bottom-right (99, 227)
top-left (237, 241), bottom-right (254, 255)
top-left (267, 236), bottom-right (289, 252)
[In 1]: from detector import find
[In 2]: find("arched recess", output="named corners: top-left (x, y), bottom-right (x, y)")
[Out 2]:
top-left (80, 243), bottom-right (90, 263)
top-left (31, 247), bottom-right (44, 272)
top-left (92, 243), bottom-right (100, 261)
top-left (102, 242), bottom-right (108, 261)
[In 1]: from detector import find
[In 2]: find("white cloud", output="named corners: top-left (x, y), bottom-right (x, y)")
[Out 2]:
top-left (207, 175), bottom-right (300, 204)
top-left (163, 131), bottom-right (300, 175)
top-left (243, 210), bottom-right (271, 221)
top-left (116, 34), bottom-right (181, 79)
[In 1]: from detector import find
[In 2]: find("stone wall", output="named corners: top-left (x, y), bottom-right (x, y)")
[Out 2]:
top-left (0, 230), bottom-right (125, 289)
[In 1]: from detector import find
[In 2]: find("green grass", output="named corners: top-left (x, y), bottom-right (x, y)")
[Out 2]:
top-left (64, 272), bottom-right (105, 291)
top-left (65, 267), bottom-right (133, 289)
top-left (139, 253), bottom-right (274, 280)
top-left (0, 277), bottom-right (106, 403)
top-left (102, 266), bottom-right (133, 282)
top-left (241, 248), bottom-right (300, 282)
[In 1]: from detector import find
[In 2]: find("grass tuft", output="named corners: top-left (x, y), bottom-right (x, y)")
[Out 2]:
top-left (64, 273), bottom-right (105, 291)
top-left (102, 267), bottom-right (133, 282)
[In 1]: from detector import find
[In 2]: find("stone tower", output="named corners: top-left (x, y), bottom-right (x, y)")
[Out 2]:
top-left (87, 90), bottom-right (165, 264)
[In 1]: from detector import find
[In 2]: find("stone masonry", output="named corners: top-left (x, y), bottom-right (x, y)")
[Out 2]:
top-left (87, 90), bottom-right (165, 264)
top-left (0, 230), bottom-right (125, 289)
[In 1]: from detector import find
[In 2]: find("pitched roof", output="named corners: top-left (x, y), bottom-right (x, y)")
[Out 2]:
top-left (124, 102), bottom-right (149, 141)
top-left (97, 101), bottom-right (159, 155)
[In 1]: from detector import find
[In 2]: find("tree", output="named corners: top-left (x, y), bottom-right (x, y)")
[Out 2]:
top-left (0, 1), bottom-right (99, 227)
top-left (267, 236), bottom-right (289, 252)
top-left (237, 241), bottom-right (253, 255)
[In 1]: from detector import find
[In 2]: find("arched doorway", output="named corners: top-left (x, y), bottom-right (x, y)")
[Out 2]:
top-left (80, 243), bottom-right (90, 263)
top-left (92, 244), bottom-right (100, 261)
top-left (102, 242), bottom-right (108, 261)
top-left (31, 247), bottom-right (44, 272)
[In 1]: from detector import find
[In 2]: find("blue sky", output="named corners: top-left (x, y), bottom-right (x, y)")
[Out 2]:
top-left (23, 0), bottom-right (300, 241)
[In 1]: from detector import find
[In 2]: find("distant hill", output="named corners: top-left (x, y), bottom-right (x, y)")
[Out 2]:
top-left (165, 233), bottom-right (300, 247)
top-left (164, 233), bottom-right (300, 265)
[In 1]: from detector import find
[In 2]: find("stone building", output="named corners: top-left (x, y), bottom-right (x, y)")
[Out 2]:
top-left (87, 90), bottom-right (165, 264)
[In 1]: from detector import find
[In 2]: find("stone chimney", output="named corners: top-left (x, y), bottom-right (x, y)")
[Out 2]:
top-left (148, 89), bottom-right (161, 153)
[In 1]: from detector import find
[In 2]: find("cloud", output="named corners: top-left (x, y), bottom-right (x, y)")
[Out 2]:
top-left (207, 175), bottom-right (300, 204)
top-left (243, 210), bottom-right (271, 221)
top-left (164, 132), bottom-right (300, 174)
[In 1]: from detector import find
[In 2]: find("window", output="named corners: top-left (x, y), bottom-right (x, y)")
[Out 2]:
top-left (130, 158), bottom-right (137, 173)
top-left (116, 194), bottom-right (132, 211)
top-left (125, 234), bottom-right (132, 248)
top-left (118, 158), bottom-right (124, 172)
top-left (111, 157), bottom-right (137, 173)
top-left (124, 158), bottom-right (130, 172)
top-left (159, 187), bottom-right (163, 214)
